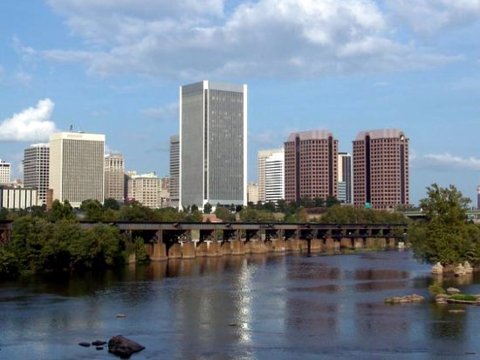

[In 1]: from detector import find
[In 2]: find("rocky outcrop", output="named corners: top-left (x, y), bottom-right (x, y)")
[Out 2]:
top-left (384, 294), bottom-right (424, 304)
top-left (432, 262), bottom-right (443, 275)
top-left (108, 335), bottom-right (145, 358)
top-left (454, 263), bottom-right (466, 276)
top-left (446, 287), bottom-right (460, 295)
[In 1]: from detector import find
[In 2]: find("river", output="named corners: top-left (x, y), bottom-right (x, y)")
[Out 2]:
top-left (1, 250), bottom-right (480, 359)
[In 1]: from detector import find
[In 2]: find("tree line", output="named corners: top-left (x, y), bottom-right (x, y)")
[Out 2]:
top-left (0, 197), bottom-right (410, 279)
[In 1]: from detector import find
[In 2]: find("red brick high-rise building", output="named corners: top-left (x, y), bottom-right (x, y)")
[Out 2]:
top-left (353, 129), bottom-right (409, 209)
top-left (284, 130), bottom-right (338, 202)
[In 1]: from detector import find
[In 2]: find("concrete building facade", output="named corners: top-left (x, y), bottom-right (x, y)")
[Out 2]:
top-left (49, 132), bottom-right (105, 207)
top-left (23, 144), bottom-right (50, 205)
top-left (0, 159), bottom-right (11, 184)
top-left (257, 149), bottom-right (281, 202)
top-left (284, 130), bottom-right (338, 202)
top-left (247, 182), bottom-right (259, 204)
top-left (180, 80), bottom-right (247, 209)
top-left (104, 153), bottom-right (125, 203)
top-left (169, 135), bottom-right (180, 208)
top-left (0, 186), bottom-right (39, 210)
top-left (353, 129), bottom-right (409, 209)
top-left (264, 149), bottom-right (285, 202)
top-left (337, 152), bottom-right (352, 204)
top-left (127, 172), bottom-right (162, 208)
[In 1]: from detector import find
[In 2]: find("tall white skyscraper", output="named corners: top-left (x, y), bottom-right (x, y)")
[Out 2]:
top-left (23, 144), bottom-right (50, 205)
top-left (104, 153), bottom-right (125, 203)
top-left (49, 132), bottom-right (105, 207)
top-left (0, 159), bottom-right (11, 184)
top-left (264, 149), bottom-right (284, 202)
top-left (169, 135), bottom-right (179, 207)
top-left (180, 80), bottom-right (247, 209)
top-left (338, 152), bottom-right (352, 204)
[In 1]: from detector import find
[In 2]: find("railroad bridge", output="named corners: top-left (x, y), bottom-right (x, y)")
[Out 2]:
top-left (85, 222), bottom-right (408, 261)
top-left (0, 221), bottom-right (408, 260)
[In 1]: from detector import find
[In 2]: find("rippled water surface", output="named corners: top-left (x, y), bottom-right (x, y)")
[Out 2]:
top-left (2, 251), bottom-right (480, 359)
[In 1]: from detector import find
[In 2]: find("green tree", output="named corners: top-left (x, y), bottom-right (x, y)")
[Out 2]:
top-left (9, 215), bottom-right (53, 272)
top-left (78, 224), bottom-right (123, 268)
top-left (203, 202), bottom-right (212, 214)
top-left (80, 199), bottom-right (104, 222)
top-left (49, 200), bottom-right (76, 221)
top-left (409, 184), bottom-right (475, 265)
top-left (214, 206), bottom-right (236, 222)
top-left (0, 248), bottom-right (20, 279)
top-left (103, 198), bottom-right (121, 210)
top-left (118, 201), bottom-right (154, 221)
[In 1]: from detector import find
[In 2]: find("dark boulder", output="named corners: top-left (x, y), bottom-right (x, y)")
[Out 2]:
top-left (78, 342), bottom-right (91, 347)
top-left (108, 335), bottom-right (145, 358)
top-left (92, 340), bottom-right (106, 346)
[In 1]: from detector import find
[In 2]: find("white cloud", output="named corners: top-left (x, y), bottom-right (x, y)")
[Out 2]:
top-left (0, 99), bottom-right (57, 142)
top-left (388, 0), bottom-right (480, 34)
top-left (34, 0), bottom-right (457, 79)
top-left (142, 102), bottom-right (178, 121)
top-left (413, 153), bottom-right (480, 171)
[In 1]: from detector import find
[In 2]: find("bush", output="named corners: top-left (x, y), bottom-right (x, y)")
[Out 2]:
top-left (428, 283), bottom-right (445, 295)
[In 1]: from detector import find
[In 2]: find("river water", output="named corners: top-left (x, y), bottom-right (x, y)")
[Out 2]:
top-left (1, 250), bottom-right (480, 359)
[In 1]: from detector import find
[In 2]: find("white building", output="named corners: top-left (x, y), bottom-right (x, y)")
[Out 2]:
top-left (169, 135), bottom-right (179, 207)
top-left (127, 172), bottom-right (162, 208)
top-left (0, 186), bottom-right (39, 210)
top-left (105, 153), bottom-right (125, 203)
top-left (247, 182), bottom-right (259, 204)
top-left (0, 159), bottom-right (11, 185)
top-left (264, 149), bottom-right (285, 202)
top-left (49, 132), bottom-right (105, 208)
top-left (338, 152), bottom-right (352, 204)
top-left (23, 143), bottom-right (49, 205)
top-left (257, 149), bottom-right (282, 202)
top-left (180, 80), bottom-right (247, 209)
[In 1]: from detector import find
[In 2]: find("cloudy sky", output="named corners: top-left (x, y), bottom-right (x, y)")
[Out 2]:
top-left (0, 0), bottom-right (479, 204)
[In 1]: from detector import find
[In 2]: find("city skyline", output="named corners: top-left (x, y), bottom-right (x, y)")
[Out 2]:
top-left (0, 1), bottom-right (480, 205)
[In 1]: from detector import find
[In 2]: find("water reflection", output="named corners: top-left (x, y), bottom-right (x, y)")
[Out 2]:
top-left (3, 251), bottom-right (480, 359)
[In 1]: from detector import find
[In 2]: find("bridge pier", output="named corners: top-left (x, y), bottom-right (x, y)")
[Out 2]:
top-left (340, 237), bottom-right (352, 249)
top-left (182, 241), bottom-right (196, 259)
top-left (353, 237), bottom-right (364, 249)
top-left (309, 238), bottom-right (323, 252)
top-left (324, 237), bottom-right (335, 250)
top-left (168, 243), bottom-right (182, 259)
top-left (150, 242), bottom-right (167, 261)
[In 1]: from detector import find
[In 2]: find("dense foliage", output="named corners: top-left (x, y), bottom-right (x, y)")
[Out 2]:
top-left (0, 196), bottom-right (411, 278)
top-left (408, 184), bottom-right (480, 265)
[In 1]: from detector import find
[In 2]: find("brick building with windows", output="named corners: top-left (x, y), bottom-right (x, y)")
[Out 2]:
top-left (353, 129), bottom-right (409, 209)
top-left (284, 130), bottom-right (338, 202)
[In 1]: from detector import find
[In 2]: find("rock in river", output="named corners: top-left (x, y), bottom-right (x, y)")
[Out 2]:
top-left (108, 335), bottom-right (145, 358)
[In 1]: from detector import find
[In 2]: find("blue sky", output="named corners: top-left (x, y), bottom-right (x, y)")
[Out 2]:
top-left (0, 0), bottom-right (479, 205)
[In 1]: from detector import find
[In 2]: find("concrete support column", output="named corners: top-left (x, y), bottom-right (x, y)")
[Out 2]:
top-left (230, 239), bottom-right (246, 255)
top-left (354, 238), bottom-right (364, 249)
top-left (387, 237), bottom-right (396, 249)
top-left (219, 241), bottom-right (232, 255)
top-left (324, 237), bottom-right (335, 250)
top-left (151, 242), bottom-right (167, 261)
top-left (182, 241), bottom-right (196, 259)
top-left (195, 242), bottom-right (208, 257)
top-left (340, 237), bottom-right (352, 249)
top-left (207, 240), bottom-right (221, 257)
top-left (247, 239), bottom-right (268, 254)
top-left (310, 238), bottom-right (323, 252)
top-left (168, 243), bottom-right (182, 259)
